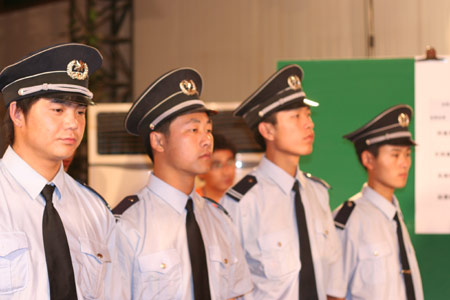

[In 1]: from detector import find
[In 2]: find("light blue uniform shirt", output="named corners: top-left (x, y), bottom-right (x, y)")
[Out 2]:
top-left (333, 184), bottom-right (424, 300)
top-left (0, 146), bottom-right (116, 299)
top-left (112, 173), bottom-right (252, 300)
top-left (222, 156), bottom-right (344, 299)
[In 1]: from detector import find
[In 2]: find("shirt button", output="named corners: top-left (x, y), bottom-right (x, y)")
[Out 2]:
top-left (160, 263), bottom-right (166, 269)
top-left (224, 258), bottom-right (228, 264)
top-left (277, 242), bottom-right (282, 247)
top-left (374, 251), bottom-right (379, 256)
top-left (97, 253), bottom-right (103, 259)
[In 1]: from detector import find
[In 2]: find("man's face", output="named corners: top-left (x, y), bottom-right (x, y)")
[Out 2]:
top-left (366, 144), bottom-right (412, 191)
top-left (163, 112), bottom-right (213, 176)
top-left (271, 106), bottom-right (315, 157)
top-left (200, 149), bottom-right (236, 194)
top-left (14, 98), bottom-right (86, 164)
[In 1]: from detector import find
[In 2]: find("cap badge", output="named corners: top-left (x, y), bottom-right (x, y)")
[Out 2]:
top-left (398, 113), bottom-right (409, 127)
top-left (180, 79), bottom-right (197, 96)
top-left (287, 75), bottom-right (302, 90)
top-left (67, 60), bottom-right (89, 80)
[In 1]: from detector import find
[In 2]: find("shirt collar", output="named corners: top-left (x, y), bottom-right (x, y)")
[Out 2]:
top-left (148, 173), bottom-right (197, 214)
top-left (259, 156), bottom-right (296, 195)
top-left (362, 183), bottom-right (398, 220)
top-left (3, 146), bottom-right (67, 202)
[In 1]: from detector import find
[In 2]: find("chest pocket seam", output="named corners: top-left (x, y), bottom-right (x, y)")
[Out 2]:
top-left (0, 231), bottom-right (29, 295)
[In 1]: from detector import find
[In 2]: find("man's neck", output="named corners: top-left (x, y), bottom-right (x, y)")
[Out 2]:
top-left (153, 163), bottom-right (195, 196)
top-left (12, 144), bottom-right (60, 181)
top-left (265, 149), bottom-right (299, 177)
top-left (367, 179), bottom-right (395, 203)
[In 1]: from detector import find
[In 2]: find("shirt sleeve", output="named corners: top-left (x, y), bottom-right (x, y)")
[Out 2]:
top-left (105, 213), bottom-right (141, 300)
top-left (333, 219), bottom-right (358, 298)
top-left (224, 209), bottom-right (254, 298)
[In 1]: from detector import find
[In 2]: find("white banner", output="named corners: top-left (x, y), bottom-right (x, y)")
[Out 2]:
top-left (415, 57), bottom-right (450, 234)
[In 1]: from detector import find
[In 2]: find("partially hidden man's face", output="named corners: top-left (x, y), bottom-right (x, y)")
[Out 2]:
top-left (272, 106), bottom-right (315, 157)
top-left (163, 112), bottom-right (213, 176)
top-left (365, 144), bottom-right (412, 190)
top-left (199, 149), bottom-right (236, 193)
top-left (13, 98), bottom-right (86, 163)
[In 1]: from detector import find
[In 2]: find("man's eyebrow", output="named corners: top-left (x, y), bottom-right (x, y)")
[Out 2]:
top-left (48, 98), bottom-right (86, 108)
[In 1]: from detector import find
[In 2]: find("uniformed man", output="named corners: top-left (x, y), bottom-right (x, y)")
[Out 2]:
top-left (0, 43), bottom-right (115, 299)
top-left (112, 67), bottom-right (252, 299)
top-left (333, 104), bottom-right (423, 299)
top-left (222, 65), bottom-right (345, 300)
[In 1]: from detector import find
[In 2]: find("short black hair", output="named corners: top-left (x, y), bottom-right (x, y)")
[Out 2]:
top-left (2, 96), bottom-right (40, 146)
top-left (142, 117), bottom-right (171, 162)
top-left (357, 140), bottom-right (412, 169)
top-left (213, 133), bottom-right (237, 157)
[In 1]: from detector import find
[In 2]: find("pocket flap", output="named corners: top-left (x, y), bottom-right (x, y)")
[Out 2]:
top-left (209, 245), bottom-right (237, 266)
top-left (258, 229), bottom-right (291, 251)
top-left (0, 232), bottom-right (28, 257)
top-left (315, 219), bottom-right (331, 237)
top-left (138, 249), bottom-right (180, 274)
top-left (79, 237), bottom-right (111, 263)
top-left (358, 242), bottom-right (392, 260)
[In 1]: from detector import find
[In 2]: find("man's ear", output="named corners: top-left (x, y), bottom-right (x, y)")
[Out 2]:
top-left (150, 131), bottom-right (166, 154)
top-left (361, 150), bottom-right (375, 170)
top-left (258, 122), bottom-right (276, 142)
top-left (9, 101), bottom-right (24, 128)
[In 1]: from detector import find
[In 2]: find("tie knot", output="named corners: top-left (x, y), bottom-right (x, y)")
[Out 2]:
top-left (292, 180), bottom-right (300, 191)
top-left (393, 212), bottom-right (400, 222)
top-left (41, 184), bottom-right (56, 203)
top-left (185, 198), bottom-right (194, 213)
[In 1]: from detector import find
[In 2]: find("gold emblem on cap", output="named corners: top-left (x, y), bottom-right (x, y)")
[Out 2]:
top-left (287, 75), bottom-right (301, 90)
top-left (67, 60), bottom-right (89, 80)
top-left (398, 113), bottom-right (409, 127)
top-left (180, 79), bottom-right (197, 96)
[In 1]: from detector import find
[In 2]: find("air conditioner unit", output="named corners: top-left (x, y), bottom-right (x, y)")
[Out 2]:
top-left (88, 102), bottom-right (263, 208)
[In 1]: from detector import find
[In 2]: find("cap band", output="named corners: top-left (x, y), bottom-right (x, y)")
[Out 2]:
top-left (18, 83), bottom-right (93, 99)
top-left (256, 91), bottom-right (306, 118)
top-left (366, 131), bottom-right (412, 145)
top-left (150, 99), bottom-right (206, 129)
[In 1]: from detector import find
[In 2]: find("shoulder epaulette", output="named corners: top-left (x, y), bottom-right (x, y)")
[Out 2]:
top-left (226, 175), bottom-right (257, 202)
top-left (334, 200), bottom-right (356, 229)
top-left (112, 195), bottom-right (139, 215)
top-left (204, 197), bottom-right (231, 218)
top-left (76, 179), bottom-right (111, 211)
top-left (303, 172), bottom-right (331, 189)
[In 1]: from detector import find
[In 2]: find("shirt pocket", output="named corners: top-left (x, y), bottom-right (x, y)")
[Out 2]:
top-left (138, 249), bottom-right (181, 299)
top-left (208, 245), bottom-right (238, 298)
top-left (258, 229), bottom-right (299, 279)
top-left (78, 237), bottom-right (111, 299)
top-left (314, 219), bottom-right (333, 260)
top-left (0, 232), bottom-right (29, 295)
top-left (357, 241), bottom-right (392, 284)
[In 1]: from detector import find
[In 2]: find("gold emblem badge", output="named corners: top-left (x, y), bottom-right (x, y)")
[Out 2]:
top-left (287, 75), bottom-right (301, 90)
top-left (398, 113), bottom-right (409, 127)
top-left (67, 60), bottom-right (89, 80)
top-left (180, 79), bottom-right (197, 96)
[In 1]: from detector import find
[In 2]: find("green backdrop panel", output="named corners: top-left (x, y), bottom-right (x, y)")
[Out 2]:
top-left (278, 59), bottom-right (450, 299)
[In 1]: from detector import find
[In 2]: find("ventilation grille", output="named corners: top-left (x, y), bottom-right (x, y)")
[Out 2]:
top-left (97, 112), bottom-right (146, 154)
top-left (211, 111), bottom-right (262, 153)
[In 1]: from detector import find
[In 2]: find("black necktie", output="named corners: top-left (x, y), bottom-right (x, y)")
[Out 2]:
top-left (41, 184), bottom-right (78, 300)
top-left (394, 213), bottom-right (416, 300)
top-left (293, 180), bottom-right (318, 300)
top-left (185, 198), bottom-right (211, 300)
